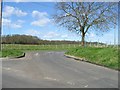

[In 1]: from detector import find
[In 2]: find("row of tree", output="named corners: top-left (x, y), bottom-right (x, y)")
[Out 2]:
top-left (1, 34), bottom-right (80, 45)
top-left (2, 35), bottom-right (40, 44)
top-left (1, 34), bottom-right (105, 45)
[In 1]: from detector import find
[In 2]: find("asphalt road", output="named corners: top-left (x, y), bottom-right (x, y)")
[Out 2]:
top-left (2, 51), bottom-right (118, 88)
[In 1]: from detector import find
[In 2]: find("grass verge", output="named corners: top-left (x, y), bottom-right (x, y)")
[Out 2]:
top-left (2, 49), bottom-right (23, 58)
top-left (65, 47), bottom-right (119, 70)
top-left (2, 44), bottom-right (119, 70)
top-left (1, 44), bottom-right (78, 58)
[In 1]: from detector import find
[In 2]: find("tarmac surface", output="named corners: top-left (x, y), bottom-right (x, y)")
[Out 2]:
top-left (2, 51), bottom-right (118, 88)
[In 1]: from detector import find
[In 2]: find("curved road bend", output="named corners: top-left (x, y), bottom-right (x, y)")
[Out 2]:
top-left (2, 51), bottom-right (118, 88)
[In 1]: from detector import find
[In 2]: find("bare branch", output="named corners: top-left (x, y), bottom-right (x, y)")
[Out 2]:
top-left (53, 2), bottom-right (117, 46)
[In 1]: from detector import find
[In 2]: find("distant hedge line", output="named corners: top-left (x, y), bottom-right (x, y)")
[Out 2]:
top-left (1, 34), bottom-right (80, 45)
top-left (2, 34), bottom-right (106, 45)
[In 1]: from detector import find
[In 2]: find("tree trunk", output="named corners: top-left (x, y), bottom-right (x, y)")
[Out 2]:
top-left (81, 31), bottom-right (85, 46)
top-left (81, 27), bottom-right (85, 46)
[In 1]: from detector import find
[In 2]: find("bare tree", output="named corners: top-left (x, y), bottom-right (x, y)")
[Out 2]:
top-left (53, 2), bottom-right (117, 46)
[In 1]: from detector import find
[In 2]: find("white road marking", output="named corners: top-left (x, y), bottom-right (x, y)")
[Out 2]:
top-left (35, 53), bottom-right (39, 56)
top-left (47, 52), bottom-right (52, 54)
top-left (84, 85), bottom-right (88, 87)
top-left (4, 67), bottom-right (11, 70)
top-left (44, 77), bottom-right (59, 81)
top-left (3, 67), bottom-right (21, 72)
top-left (67, 81), bottom-right (75, 85)
top-left (14, 70), bottom-right (21, 72)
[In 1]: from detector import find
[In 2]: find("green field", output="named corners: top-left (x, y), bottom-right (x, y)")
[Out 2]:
top-left (1, 44), bottom-right (119, 70)
top-left (66, 47), bottom-right (119, 70)
top-left (1, 44), bottom-right (79, 57)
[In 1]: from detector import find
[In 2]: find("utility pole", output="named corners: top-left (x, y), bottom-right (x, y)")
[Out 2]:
top-left (114, 16), bottom-right (116, 47)
top-left (0, 0), bottom-right (2, 51)
top-left (97, 39), bottom-right (99, 47)
top-left (0, 1), bottom-right (2, 89)
top-left (90, 41), bottom-right (91, 47)
top-left (114, 28), bottom-right (116, 47)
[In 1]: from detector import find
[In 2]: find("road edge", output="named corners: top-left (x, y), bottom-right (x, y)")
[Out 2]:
top-left (1, 52), bottom-right (25, 60)
top-left (15, 52), bottom-right (25, 58)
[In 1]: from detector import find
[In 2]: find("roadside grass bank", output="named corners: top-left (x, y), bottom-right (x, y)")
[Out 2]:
top-left (2, 49), bottom-right (24, 58)
top-left (1, 44), bottom-right (79, 57)
top-left (65, 47), bottom-right (119, 70)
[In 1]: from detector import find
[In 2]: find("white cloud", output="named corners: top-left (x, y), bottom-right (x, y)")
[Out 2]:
top-left (61, 34), bottom-right (68, 38)
top-left (86, 32), bottom-right (96, 38)
top-left (12, 23), bottom-right (22, 28)
top-left (3, 6), bottom-right (15, 17)
top-left (43, 32), bottom-right (59, 38)
top-left (14, 0), bottom-right (26, 3)
top-left (3, 5), bottom-right (27, 17)
top-left (2, 18), bottom-right (24, 29)
top-left (15, 8), bottom-right (27, 17)
top-left (32, 11), bottom-right (48, 19)
top-left (31, 10), bottom-right (51, 27)
top-left (2, 18), bottom-right (11, 26)
top-left (17, 20), bottom-right (25, 24)
top-left (25, 29), bottom-right (41, 36)
top-left (89, 33), bottom-right (95, 38)
top-left (31, 18), bottom-right (50, 27)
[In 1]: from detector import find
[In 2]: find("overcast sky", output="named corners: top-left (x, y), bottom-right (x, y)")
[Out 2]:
top-left (2, 1), bottom-right (118, 44)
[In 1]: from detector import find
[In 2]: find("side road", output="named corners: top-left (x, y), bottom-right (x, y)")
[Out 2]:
top-left (2, 51), bottom-right (118, 88)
